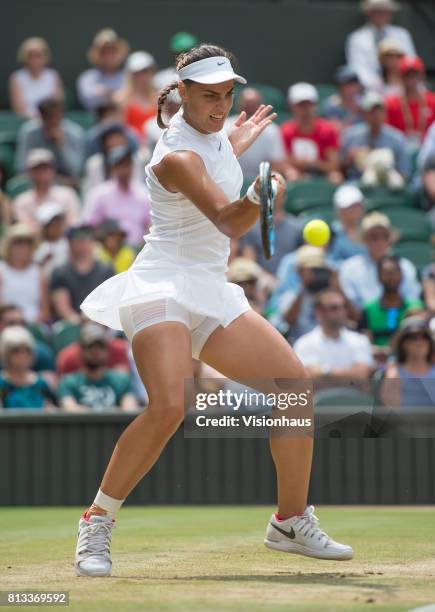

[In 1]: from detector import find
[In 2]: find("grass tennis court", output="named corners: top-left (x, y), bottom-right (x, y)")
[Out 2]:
top-left (1, 506), bottom-right (434, 611)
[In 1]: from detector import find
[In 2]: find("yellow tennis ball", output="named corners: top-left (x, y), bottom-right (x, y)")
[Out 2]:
top-left (303, 219), bottom-right (331, 247)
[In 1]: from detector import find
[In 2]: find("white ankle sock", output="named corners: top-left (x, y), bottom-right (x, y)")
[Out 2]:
top-left (92, 488), bottom-right (125, 519)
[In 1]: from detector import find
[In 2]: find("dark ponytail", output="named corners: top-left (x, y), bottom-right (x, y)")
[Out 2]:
top-left (156, 43), bottom-right (238, 129)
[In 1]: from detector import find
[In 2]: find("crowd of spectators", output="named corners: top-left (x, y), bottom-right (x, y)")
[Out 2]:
top-left (0, 0), bottom-right (434, 413)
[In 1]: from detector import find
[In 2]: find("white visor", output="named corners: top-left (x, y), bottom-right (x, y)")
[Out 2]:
top-left (177, 56), bottom-right (247, 85)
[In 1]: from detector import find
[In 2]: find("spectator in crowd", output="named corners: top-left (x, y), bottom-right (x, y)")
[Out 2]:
top-left (153, 31), bottom-right (198, 91)
top-left (83, 123), bottom-right (142, 196)
top-left (33, 202), bottom-right (69, 278)
top-left (95, 219), bottom-right (136, 274)
top-left (381, 317), bottom-right (435, 408)
top-left (225, 88), bottom-right (287, 180)
top-left (50, 223), bottom-right (113, 324)
top-left (0, 326), bottom-right (57, 410)
top-left (77, 29), bottom-right (129, 110)
top-left (239, 177), bottom-right (302, 275)
top-left (56, 319), bottom-right (129, 376)
top-left (294, 288), bottom-right (374, 378)
top-left (421, 262), bottom-right (435, 314)
top-left (345, 0), bottom-right (416, 91)
top-left (83, 144), bottom-right (151, 248)
top-left (58, 321), bottom-right (138, 412)
top-left (329, 184), bottom-right (367, 263)
top-left (322, 66), bottom-right (363, 132)
top-left (227, 257), bottom-right (268, 315)
top-left (15, 98), bottom-right (85, 183)
top-left (9, 37), bottom-right (64, 118)
top-left (385, 56), bottom-right (435, 146)
top-left (362, 255), bottom-right (424, 351)
top-left (340, 91), bottom-right (410, 187)
top-left (272, 245), bottom-right (336, 341)
top-left (339, 212), bottom-right (420, 311)
top-left (281, 83), bottom-right (341, 183)
top-left (0, 224), bottom-right (50, 323)
top-left (377, 38), bottom-right (405, 96)
top-left (84, 100), bottom-right (138, 158)
top-left (0, 304), bottom-right (55, 373)
top-left (143, 87), bottom-right (181, 152)
top-left (13, 149), bottom-right (81, 232)
top-left (417, 124), bottom-right (435, 212)
top-left (0, 168), bottom-right (13, 228)
top-left (115, 51), bottom-right (157, 137)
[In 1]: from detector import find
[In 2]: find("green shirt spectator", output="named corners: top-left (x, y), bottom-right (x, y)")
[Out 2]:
top-left (59, 369), bottom-right (134, 411)
top-left (0, 372), bottom-right (55, 409)
top-left (362, 297), bottom-right (424, 346)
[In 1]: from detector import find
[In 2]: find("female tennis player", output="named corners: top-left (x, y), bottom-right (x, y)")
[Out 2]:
top-left (75, 44), bottom-right (353, 577)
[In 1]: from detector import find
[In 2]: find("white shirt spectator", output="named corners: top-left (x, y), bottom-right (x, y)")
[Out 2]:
top-left (417, 121), bottom-right (435, 171)
top-left (11, 68), bottom-right (59, 117)
top-left (339, 252), bottom-right (420, 308)
top-left (294, 325), bottom-right (375, 369)
top-left (83, 152), bottom-right (144, 196)
top-left (346, 23), bottom-right (416, 90)
top-left (225, 116), bottom-right (286, 180)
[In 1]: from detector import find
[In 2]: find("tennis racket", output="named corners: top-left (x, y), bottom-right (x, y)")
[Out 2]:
top-left (259, 161), bottom-right (276, 260)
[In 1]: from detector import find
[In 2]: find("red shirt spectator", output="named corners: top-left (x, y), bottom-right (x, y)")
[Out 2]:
top-left (56, 337), bottom-right (129, 375)
top-left (385, 56), bottom-right (435, 141)
top-left (281, 117), bottom-right (339, 162)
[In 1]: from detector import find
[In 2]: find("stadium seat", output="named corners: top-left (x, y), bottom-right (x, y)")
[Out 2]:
top-left (393, 240), bottom-right (433, 272)
top-left (314, 386), bottom-right (374, 410)
top-left (233, 83), bottom-right (287, 112)
top-left (4, 175), bottom-right (32, 198)
top-left (285, 179), bottom-right (337, 215)
top-left (0, 144), bottom-right (15, 181)
top-left (298, 206), bottom-right (334, 225)
top-left (0, 111), bottom-right (25, 146)
top-left (65, 110), bottom-right (96, 130)
top-left (385, 208), bottom-right (431, 241)
top-left (52, 321), bottom-right (80, 354)
top-left (314, 83), bottom-right (336, 106)
top-left (361, 187), bottom-right (417, 210)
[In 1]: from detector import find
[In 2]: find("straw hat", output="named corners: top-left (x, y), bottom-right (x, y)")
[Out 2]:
top-left (1, 224), bottom-right (38, 260)
top-left (87, 28), bottom-right (129, 67)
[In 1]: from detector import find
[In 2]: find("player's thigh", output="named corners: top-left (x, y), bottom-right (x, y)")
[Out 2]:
top-left (131, 321), bottom-right (193, 415)
top-left (199, 309), bottom-right (306, 381)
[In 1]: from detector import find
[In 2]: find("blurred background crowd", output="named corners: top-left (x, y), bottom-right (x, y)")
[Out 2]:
top-left (0, 0), bottom-right (434, 413)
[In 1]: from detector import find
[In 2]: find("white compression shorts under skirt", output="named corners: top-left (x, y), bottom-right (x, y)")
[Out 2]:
top-left (118, 299), bottom-right (222, 359)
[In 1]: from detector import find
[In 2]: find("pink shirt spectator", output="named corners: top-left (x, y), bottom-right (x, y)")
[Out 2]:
top-left (13, 185), bottom-right (81, 232)
top-left (83, 179), bottom-right (151, 246)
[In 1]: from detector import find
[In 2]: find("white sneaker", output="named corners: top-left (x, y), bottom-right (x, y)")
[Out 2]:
top-left (264, 505), bottom-right (353, 560)
top-left (75, 513), bottom-right (115, 577)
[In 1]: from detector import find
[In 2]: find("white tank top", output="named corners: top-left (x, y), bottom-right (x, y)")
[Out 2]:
top-left (0, 262), bottom-right (41, 322)
top-left (139, 110), bottom-right (243, 277)
top-left (14, 68), bottom-right (58, 116)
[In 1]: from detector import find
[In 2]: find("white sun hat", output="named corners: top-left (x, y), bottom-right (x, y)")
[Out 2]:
top-left (334, 185), bottom-right (364, 209)
top-left (177, 56), bottom-right (246, 85)
top-left (288, 82), bottom-right (319, 105)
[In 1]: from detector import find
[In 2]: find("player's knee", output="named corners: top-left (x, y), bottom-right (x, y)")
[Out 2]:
top-left (148, 397), bottom-right (185, 434)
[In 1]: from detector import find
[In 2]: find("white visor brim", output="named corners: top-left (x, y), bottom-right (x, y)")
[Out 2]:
top-left (189, 70), bottom-right (247, 85)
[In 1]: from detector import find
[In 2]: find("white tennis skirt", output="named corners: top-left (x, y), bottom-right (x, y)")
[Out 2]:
top-left (80, 264), bottom-right (251, 335)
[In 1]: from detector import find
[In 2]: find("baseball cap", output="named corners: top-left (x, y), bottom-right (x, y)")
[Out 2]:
top-left (334, 66), bottom-right (360, 86)
top-left (361, 212), bottom-right (391, 233)
top-left (296, 245), bottom-right (326, 269)
top-left (359, 90), bottom-right (385, 111)
top-left (288, 83), bottom-right (318, 105)
top-left (361, 0), bottom-right (399, 13)
top-left (107, 144), bottom-right (134, 167)
top-left (378, 38), bottom-right (404, 57)
top-left (26, 148), bottom-right (54, 169)
top-left (333, 185), bottom-right (364, 209)
top-left (79, 322), bottom-right (108, 347)
top-left (35, 202), bottom-right (64, 226)
top-left (399, 56), bottom-right (425, 74)
top-left (96, 219), bottom-right (127, 239)
top-left (170, 32), bottom-right (199, 54)
top-left (228, 257), bottom-right (263, 283)
top-left (66, 222), bottom-right (95, 240)
top-left (126, 51), bottom-right (156, 73)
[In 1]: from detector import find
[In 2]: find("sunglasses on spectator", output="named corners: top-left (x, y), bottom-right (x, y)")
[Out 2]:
top-left (320, 303), bottom-right (345, 312)
top-left (365, 232), bottom-right (390, 242)
top-left (10, 345), bottom-right (32, 354)
top-left (405, 332), bottom-right (429, 342)
top-left (82, 341), bottom-right (107, 350)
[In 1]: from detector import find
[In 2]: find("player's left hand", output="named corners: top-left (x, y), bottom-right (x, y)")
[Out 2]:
top-left (228, 104), bottom-right (277, 158)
